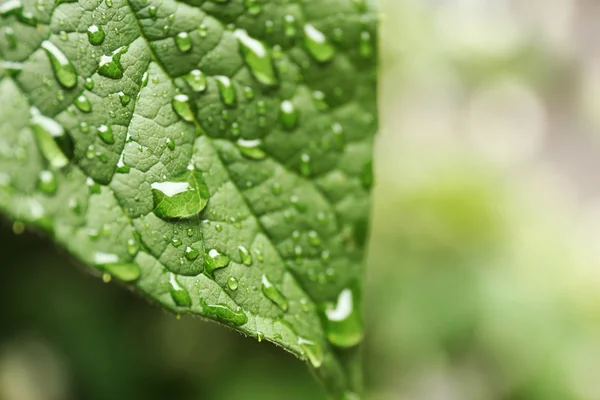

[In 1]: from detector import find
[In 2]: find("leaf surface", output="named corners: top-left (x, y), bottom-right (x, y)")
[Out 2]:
top-left (0, 0), bottom-right (377, 396)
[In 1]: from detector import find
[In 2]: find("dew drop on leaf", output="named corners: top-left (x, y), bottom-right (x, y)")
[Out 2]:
top-left (303, 24), bottom-right (335, 63)
top-left (169, 272), bottom-right (192, 307)
top-left (324, 288), bottom-right (364, 348)
top-left (97, 124), bottom-right (114, 144)
top-left (199, 299), bottom-right (248, 326)
top-left (150, 168), bottom-right (209, 220)
top-left (118, 91), bottom-right (131, 105)
top-left (299, 153), bottom-right (311, 177)
top-left (233, 29), bottom-right (278, 86)
top-left (261, 274), bottom-right (288, 311)
top-left (85, 77), bottom-right (94, 90)
top-left (98, 46), bottom-right (127, 79)
top-left (87, 24), bottom-right (105, 45)
top-left (227, 277), bottom-right (238, 291)
top-left (37, 170), bottom-right (57, 195)
top-left (41, 40), bottom-right (78, 89)
top-left (236, 138), bottom-right (265, 160)
top-left (74, 94), bottom-right (92, 112)
top-left (283, 15), bottom-right (297, 37)
top-left (298, 337), bottom-right (323, 368)
top-left (175, 31), bottom-right (192, 52)
top-left (279, 100), bottom-right (298, 130)
top-left (359, 30), bottom-right (373, 58)
top-left (238, 245), bottom-right (253, 266)
top-left (205, 248), bottom-right (230, 274)
top-left (172, 94), bottom-right (195, 122)
top-left (30, 107), bottom-right (72, 168)
top-left (244, 0), bottom-right (261, 15)
top-left (215, 75), bottom-right (237, 107)
top-left (184, 69), bottom-right (207, 92)
top-left (184, 246), bottom-right (199, 261)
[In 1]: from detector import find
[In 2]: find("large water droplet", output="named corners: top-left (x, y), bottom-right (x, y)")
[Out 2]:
top-left (37, 170), bottom-right (57, 195)
top-left (298, 337), bottom-right (323, 368)
top-left (169, 273), bottom-right (192, 307)
top-left (30, 107), bottom-right (72, 168)
top-left (94, 252), bottom-right (140, 282)
top-left (236, 138), bottom-right (265, 160)
top-left (98, 46), bottom-right (127, 79)
top-left (175, 31), bottom-right (192, 52)
top-left (279, 100), bottom-right (297, 130)
top-left (303, 24), bottom-right (335, 63)
top-left (261, 274), bottom-right (288, 311)
top-left (324, 288), bottom-right (363, 348)
top-left (215, 75), bottom-right (236, 107)
top-left (41, 40), bottom-right (77, 89)
top-left (238, 245), bottom-right (253, 266)
top-left (205, 248), bottom-right (230, 274)
top-left (87, 24), bottom-right (105, 45)
top-left (233, 29), bottom-right (277, 86)
top-left (199, 299), bottom-right (248, 326)
top-left (172, 94), bottom-right (195, 122)
top-left (184, 69), bottom-right (207, 92)
top-left (151, 168), bottom-right (209, 220)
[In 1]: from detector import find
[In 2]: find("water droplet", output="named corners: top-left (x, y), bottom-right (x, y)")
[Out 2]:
top-left (169, 273), bottom-right (192, 307)
top-left (298, 337), bottom-right (323, 368)
top-left (279, 100), bottom-right (297, 130)
top-left (184, 246), bottom-right (199, 261)
top-left (171, 238), bottom-right (182, 247)
top-left (148, 5), bottom-right (157, 18)
top-left (236, 138), bottom-right (265, 160)
top-left (98, 46), bottom-right (127, 79)
top-left (141, 71), bottom-right (149, 87)
top-left (227, 277), bottom-right (238, 290)
top-left (303, 24), bottom-right (335, 63)
top-left (30, 107), bottom-right (72, 168)
top-left (313, 90), bottom-right (328, 110)
top-left (215, 75), bottom-right (236, 107)
top-left (283, 15), bottom-right (297, 37)
top-left (308, 230), bottom-right (321, 246)
top-left (165, 137), bottom-right (175, 150)
top-left (87, 24), bottom-right (105, 45)
top-left (85, 77), bottom-right (94, 90)
top-left (324, 288), bottom-right (363, 348)
top-left (233, 29), bottom-right (277, 86)
top-left (299, 153), bottom-right (311, 176)
top-left (184, 69), bottom-right (207, 92)
top-left (197, 23), bottom-right (208, 37)
top-left (105, 0), bottom-right (112, 7)
top-left (244, 0), bottom-right (261, 15)
top-left (238, 245), bottom-right (252, 266)
top-left (37, 170), bottom-right (57, 195)
top-left (59, 30), bottom-right (67, 41)
top-left (95, 253), bottom-right (140, 282)
top-left (127, 238), bottom-right (138, 255)
top-left (151, 168), bottom-right (209, 220)
top-left (215, 224), bottom-right (222, 232)
top-left (186, 228), bottom-right (193, 237)
top-left (97, 124), bottom-right (114, 144)
top-left (261, 274), bottom-right (288, 311)
top-left (172, 94), bottom-right (195, 122)
top-left (118, 91), bottom-right (131, 105)
top-left (175, 31), bottom-right (192, 52)
top-left (74, 94), bottom-right (91, 112)
top-left (271, 182), bottom-right (281, 195)
top-left (205, 248), bottom-right (230, 274)
top-left (41, 40), bottom-right (77, 89)
top-left (199, 299), bottom-right (248, 326)
top-left (0, 0), bottom-right (23, 17)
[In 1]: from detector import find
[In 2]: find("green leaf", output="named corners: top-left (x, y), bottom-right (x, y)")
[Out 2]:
top-left (0, 0), bottom-right (377, 397)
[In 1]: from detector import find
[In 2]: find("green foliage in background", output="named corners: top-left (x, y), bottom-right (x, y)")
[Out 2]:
top-left (0, 0), bottom-right (378, 397)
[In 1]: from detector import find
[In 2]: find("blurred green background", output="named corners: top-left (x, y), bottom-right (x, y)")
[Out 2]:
top-left (4, 0), bottom-right (600, 399)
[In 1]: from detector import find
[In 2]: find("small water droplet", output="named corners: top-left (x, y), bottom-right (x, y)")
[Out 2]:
top-left (303, 24), bottom-right (335, 63)
top-left (238, 245), bottom-right (252, 266)
top-left (359, 30), bottom-right (373, 58)
top-left (198, 23), bottom-right (208, 37)
top-left (97, 124), bottom-right (114, 144)
top-left (308, 230), bottom-right (321, 246)
top-left (205, 248), bottom-right (230, 274)
top-left (313, 90), bottom-right (328, 110)
top-left (74, 94), bottom-right (91, 112)
top-left (148, 5), bottom-right (157, 18)
top-left (227, 277), bottom-right (238, 290)
top-left (283, 15), bottom-right (297, 37)
top-left (85, 77), bottom-right (94, 90)
top-left (244, 0), bottom-right (261, 15)
top-left (169, 273), bottom-right (192, 307)
top-left (215, 75), bottom-right (236, 107)
top-left (87, 24), bottom-right (105, 45)
top-left (299, 153), bottom-right (311, 177)
top-left (233, 29), bottom-right (277, 86)
top-left (151, 168), bottom-right (209, 220)
top-left (261, 274), bottom-right (288, 311)
top-left (105, 0), bottom-right (112, 7)
top-left (37, 170), bottom-right (57, 195)
top-left (172, 94), bottom-right (195, 122)
top-left (257, 331), bottom-right (264, 341)
top-left (215, 224), bottom-right (222, 232)
top-left (236, 138), bottom-right (265, 160)
top-left (41, 40), bottom-right (77, 89)
top-left (279, 100), bottom-right (298, 130)
top-left (171, 238), bottom-right (182, 247)
top-left (127, 238), bottom-right (138, 255)
top-left (118, 91), bottom-right (131, 105)
top-left (175, 31), bottom-right (192, 52)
